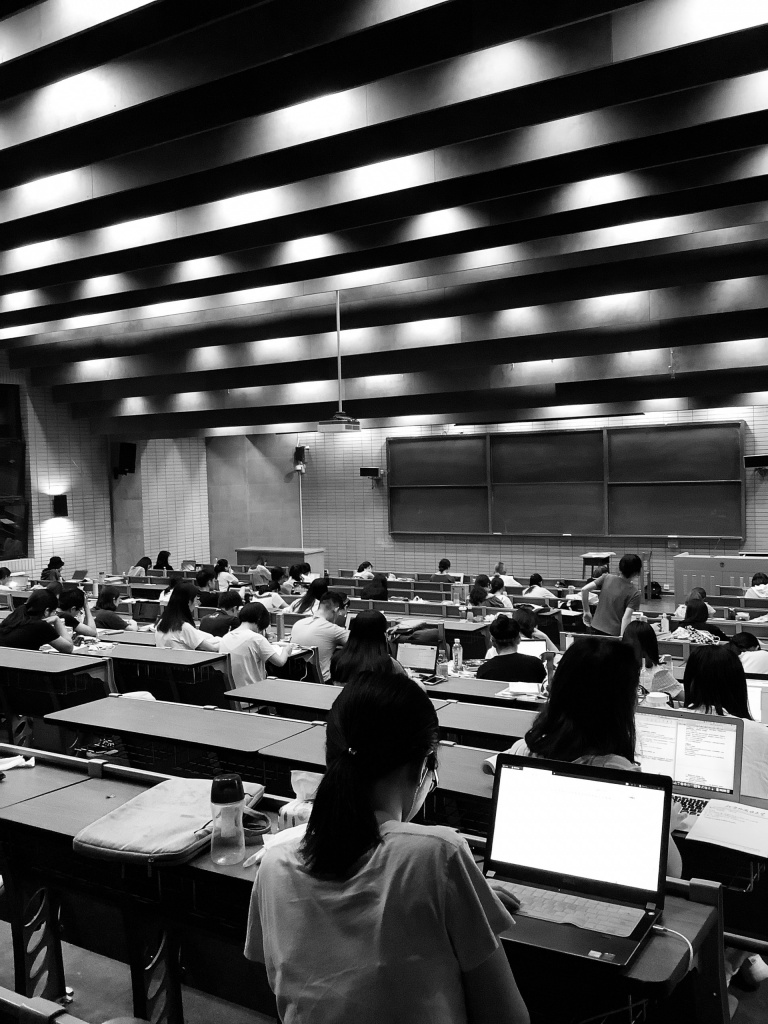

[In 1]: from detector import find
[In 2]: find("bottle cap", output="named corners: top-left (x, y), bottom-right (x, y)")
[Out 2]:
top-left (211, 773), bottom-right (245, 804)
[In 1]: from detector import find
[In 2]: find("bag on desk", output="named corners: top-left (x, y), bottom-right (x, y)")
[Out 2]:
top-left (278, 770), bottom-right (322, 830)
top-left (73, 777), bottom-right (265, 865)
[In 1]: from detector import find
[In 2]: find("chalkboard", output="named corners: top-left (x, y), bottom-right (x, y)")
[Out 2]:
top-left (608, 483), bottom-right (743, 537)
top-left (608, 425), bottom-right (742, 482)
top-left (390, 487), bottom-right (489, 533)
top-left (388, 437), bottom-right (486, 486)
top-left (492, 483), bottom-right (604, 534)
top-left (491, 431), bottom-right (603, 483)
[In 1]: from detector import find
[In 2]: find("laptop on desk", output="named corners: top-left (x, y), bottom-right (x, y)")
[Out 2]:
top-left (485, 755), bottom-right (671, 967)
top-left (70, 570), bottom-right (88, 580)
top-left (635, 707), bottom-right (743, 820)
top-left (746, 680), bottom-right (768, 723)
top-left (396, 642), bottom-right (438, 677)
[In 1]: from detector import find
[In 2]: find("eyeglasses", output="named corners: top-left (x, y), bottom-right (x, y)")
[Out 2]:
top-left (419, 756), bottom-right (439, 795)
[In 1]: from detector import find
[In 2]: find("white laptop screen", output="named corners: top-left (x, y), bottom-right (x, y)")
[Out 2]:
top-left (635, 711), bottom-right (739, 796)
top-left (397, 643), bottom-right (437, 672)
top-left (517, 639), bottom-right (547, 659)
top-left (489, 763), bottom-right (666, 895)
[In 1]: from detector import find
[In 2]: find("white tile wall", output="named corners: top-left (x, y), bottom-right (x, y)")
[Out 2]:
top-left (141, 438), bottom-right (211, 564)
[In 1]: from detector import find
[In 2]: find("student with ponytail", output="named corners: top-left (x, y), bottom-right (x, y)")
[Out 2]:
top-left (245, 669), bottom-right (529, 1024)
top-left (0, 589), bottom-right (74, 652)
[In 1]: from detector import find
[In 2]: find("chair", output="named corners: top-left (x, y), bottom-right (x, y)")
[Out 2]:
top-left (0, 987), bottom-right (150, 1024)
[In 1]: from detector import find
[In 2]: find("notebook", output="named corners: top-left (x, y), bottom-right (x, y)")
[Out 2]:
top-left (485, 755), bottom-right (670, 966)
top-left (635, 707), bottom-right (743, 818)
top-left (396, 642), bottom-right (438, 675)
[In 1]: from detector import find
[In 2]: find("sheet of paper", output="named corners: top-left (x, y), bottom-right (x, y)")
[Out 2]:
top-left (687, 800), bottom-right (768, 856)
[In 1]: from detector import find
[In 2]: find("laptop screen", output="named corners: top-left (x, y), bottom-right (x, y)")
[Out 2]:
top-left (397, 643), bottom-right (437, 673)
top-left (747, 682), bottom-right (764, 723)
top-left (517, 639), bottom-right (547, 659)
top-left (487, 760), bottom-right (668, 900)
top-left (635, 709), bottom-right (741, 798)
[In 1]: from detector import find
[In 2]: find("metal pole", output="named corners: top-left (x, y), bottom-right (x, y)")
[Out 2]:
top-left (336, 289), bottom-right (343, 413)
top-left (298, 459), bottom-right (305, 548)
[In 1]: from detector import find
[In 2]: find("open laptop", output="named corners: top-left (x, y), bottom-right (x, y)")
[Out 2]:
top-left (396, 642), bottom-right (438, 677)
top-left (517, 639), bottom-right (547, 659)
top-left (746, 680), bottom-right (768, 723)
top-left (485, 755), bottom-right (670, 967)
top-left (635, 707), bottom-right (743, 820)
top-left (70, 570), bottom-right (88, 580)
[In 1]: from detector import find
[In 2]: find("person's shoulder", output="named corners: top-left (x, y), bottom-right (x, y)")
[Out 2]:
top-left (381, 821), bottom-right (468, 858)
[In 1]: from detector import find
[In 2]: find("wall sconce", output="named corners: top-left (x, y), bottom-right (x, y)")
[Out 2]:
top-left (52, 494), bottom-right (69, 517)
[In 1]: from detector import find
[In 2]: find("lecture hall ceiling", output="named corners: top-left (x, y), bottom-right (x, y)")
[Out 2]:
top-left (1, 0), bottom-right (768, 436)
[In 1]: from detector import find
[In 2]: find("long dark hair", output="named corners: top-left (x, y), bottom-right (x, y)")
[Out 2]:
top-left (157, 582), bottom-right (198, 634)
top-left (524, 639), bottom-right (639, 763)
top-left (0, 589), bottom-right (58, 634)
top-left (622, 620), bottom-right (660, 669)
top-left (95, 585), bottom-right (120, 611)
top-left (213, 559), bottom-right (230, 579)
top-left (523, 573), bottom-right (543, 595)
top-left (361, 575), bottom-right (388, 601)
top-left (46, 556), bottom-right (64, 569)
top-left (332, 611), bottom-right (390, 684)
top-left (154, 550), bottom-right (172, 570)
top-left (468, 584), bottom-right (487, 607)
top-left (300, 671), bottom-right (439, 878)
top-left (683, 646), bottom-right (752, 720)
top-left (682, 598), bottom-right (708, 628)
top-left (162, 572), bottom-right (183, 596)
top-left (512, 607), bottom-right (537, 639)
top-left (294, 578), bottom-right (328, 613)
top-left (727, 631), bottom-right (760, 654)
top-left (134, 556), bottom-right (152, 571)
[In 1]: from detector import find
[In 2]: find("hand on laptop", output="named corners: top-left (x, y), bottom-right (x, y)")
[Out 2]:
top-left (489, 883), bottom-right (521, 914)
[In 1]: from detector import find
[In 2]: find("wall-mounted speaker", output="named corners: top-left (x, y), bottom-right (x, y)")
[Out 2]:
top-left (113, 441), bottom-right (137, 479)
top-left (52, 494), bottom-right (68, 517)
top-left (745, 455), bottom-right (768, 468)
top-left (360, 467), bottom-right (382, 478)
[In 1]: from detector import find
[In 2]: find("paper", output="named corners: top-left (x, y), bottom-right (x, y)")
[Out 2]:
top-left (687, 800), bottom-right (768, 857)
top-left (0, 756), bottom-right (35, 771)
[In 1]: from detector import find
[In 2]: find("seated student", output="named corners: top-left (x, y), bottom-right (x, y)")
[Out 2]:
top-left (581, 553), bottom-right (641, 636)
top-left (521, 573), bottom-right (556, 601)
top-left (299, 561), bottom-right (314, 583)
top-left (93, 586), bottom-right (136, 630)
top-left (476, 616), bottom-right (546, 685)
top-left (0, 566), bottom-right (13, 590)
top-left (746, 572), bottom-right (768, 601)
top-left (0, 589), bottom-right (74, 653)
top-left (509, 607), bottom-right (558, 654)
top-left (127, 556), bottom-right (152, 578)
top-left (728, 631), bottom-right (768, 675)
top-left (492, 561), bottom-right (522, 588)
top-left (245, 670), bottom-right (529, 1024)
top-left (286, 564), bottom-right (306, 594)
top-left (622, 620), bottom-right (681, 699)
top-left (252, 568), bottom-right (289, 612)
top-left (155, 582), bottom-right (219, 651)
top-left (213, 558), bottom-right (241, 592)
top-left (40, 555), bottom-right (64, 584)
top-left (195, 569), bottom-right (219, 609)
top-left (290, 591), bottom-right (349, 681)
top-left (486, 576), bottom-right (512, 609)
top-left (158, 573), bottom-right (182, 606)
top-left (468, 582), bottom-right (490, 610)
top-left (57, 588), bottom-right (98, 638)
top-left (200, 590), bottom-right (243, 637)
top-left (330, 610), bottom-right (406, 684)
top-left (674, 585), bottom-right (716, 619)
top-left (219, 602), bottom-right (294, 685)
top-left (276, 566), bottom-right (294, 595)
top-left (360, 574), bottom-right (389, 601)
top-left (287, 578), bottom-right (329, 615)
top-left (486, 639), bottom-right (683, 878)
top-left (678, 598), bottom-right (728, 641)
top-left (154, 550), bottom-right (173, 572)
top-left (430, 558), bottom-right (456, 582)
top-left (353, 560), bottom-right (375, 580)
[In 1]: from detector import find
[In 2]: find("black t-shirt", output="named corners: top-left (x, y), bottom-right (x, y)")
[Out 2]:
top-left (199, 611), bottom-right (239, 637)
top-left (0, 620), bottom-right (58, 650)
top-left (197, 592), bottom-right (219, 609)
top-left (94, 609), bottom-right (129, 629)
top-left (476, 652), bottom-right (545, 683)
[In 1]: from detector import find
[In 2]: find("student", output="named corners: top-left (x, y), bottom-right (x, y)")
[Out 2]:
top-left (581, 553), bottom-right (641, 636)
top-left (353, 560), bottom-right (375, 580)
top-left (57, 588), bottom-right (98, 638)
top-left (0, 566), bottom-right (13, 590)
top-left (245, 671), bottom-right (529, 1024)
top-left (746, 572), bottom-right (768, 600)
top-left (40, 555), bottom-right (64, 584)
top-left (127, 556), bottom-right (152, 577)
top-left (522, 573), bottom-right (556, 601)
top-left (476, 616), bottom-right (546, 685)
top-left (360, 574), bottom-right (389, 601)
top-left (200, 590), bottom-right (243, 637)
top-left (430, 558), bottom-right (456, 582)
top-left (252, 568), bottom-right (289, 611)
top-left (674, 586), bottom-right (716, 619)
top-left (0, 589), bottom-right (74, 653)
top-left (488, 639), bottom-right (683, 878)
top-left (287, 578), bottom-right (329, 615)
top-left (508, 607), bottom-right (558, 654)
top-left (287, 564), bottom-right (306, 593)
top-left (486, 576), bottom-right (512, 609)
top-left (622, 620), bottom-right (681, 699)
top-left (290, 591), bottom-right (349, 681)
top-left (195, 569), bottom-right (219, 609)
top-left (219, 602), bottom-right (294, 685)
top-left (158, 573), bottom-right (182, 606)
top-left (728, 631), bottom-right (768, 675)
top-left (492, 562), bottom-right (522, 588)
top-left (331, 610), bottom-right (406, 684)
top-left (93, 586), bottom-right (135, 630)
top-left (155, 581), bottom-right (219, 651)
top-left (679, 598), bottom-right (727, 641)
top-left (276, 566), bottom-right (294, 595)
top-left (468, 582), bottom-right (490, 609)
top-left (213, 558), bottom-right (240, 592)
top-left (154, 550), bottom-right (173, 571)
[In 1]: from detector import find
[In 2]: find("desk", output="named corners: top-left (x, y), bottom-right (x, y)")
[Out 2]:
top-left (437, 702), bottom-right (536, 749)
top-left (227, 678), bottom-right (451, 720)
top-left (428, 675), bottom-right (546, 710)
top-left (84, 644), bottom-right (231, 704)
top-left (98, 628), bottom-right (157, 646)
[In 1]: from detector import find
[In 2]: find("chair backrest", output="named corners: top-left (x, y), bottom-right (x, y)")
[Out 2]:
top-left (370, 599), bottom-right (409, 614)
top-left (348, 598), bottom-right (370, 611)
top-left (743, 597), bottom-right (768, 610)
top-left (337, 568), bottom-right (354, 578)
top-left (0, 986), bottom-right (150, 1024)
top-left (409, 601), bottom-right (446, 616)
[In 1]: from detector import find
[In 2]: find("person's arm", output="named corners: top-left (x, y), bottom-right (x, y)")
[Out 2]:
top-left (195, 634), bottom-right (221, 652)
top-left (580, 580), bottom-right (598, 623)
top-left (46, 615), bottom-right (74, 654)
top-left (266, 640), bottom-right (294, 668)
top-left (462, 946), bottom-right (530, 1024)
top-left (75, 601), bottom-right (98, 637)
top-left (619, 607), bottom-right (634, 636)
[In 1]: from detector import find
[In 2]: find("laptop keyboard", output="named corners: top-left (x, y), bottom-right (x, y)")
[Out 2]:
top-left (493, 881), bottom-right (645, 937)
top-left (673, 795), bottom-right (708, 816)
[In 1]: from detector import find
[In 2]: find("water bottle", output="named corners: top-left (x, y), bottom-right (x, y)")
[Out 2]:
top-left (452, 638), bottom-right (463, 673)
top-left (660, 613), bottom-right (670, 633)
top-left (210, 773), bottom-right (246, 866)
top-left (437, 648), bottom-right (449, 678)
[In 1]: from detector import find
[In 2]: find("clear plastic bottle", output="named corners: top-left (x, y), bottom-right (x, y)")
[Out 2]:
top-left (437, 647), bottom-right (449, 678)
top-left (452, 638), bottom-right (463, 673)
top-left (210, 773), bottom-right (246, 866)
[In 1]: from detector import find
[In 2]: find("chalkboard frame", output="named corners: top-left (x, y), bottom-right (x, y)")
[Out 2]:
top-left (386, 423), bottom-right (745, 539)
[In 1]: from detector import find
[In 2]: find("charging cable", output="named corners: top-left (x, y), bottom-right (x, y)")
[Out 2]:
top-left (653, 924), bottom-right (694, 973)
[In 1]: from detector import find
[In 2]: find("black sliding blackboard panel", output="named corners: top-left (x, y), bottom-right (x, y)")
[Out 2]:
top-left (388, 437), bottom-right (486, 486)
top-left (491, 431), bottom-right (603, 483)
top-left (608, 424), bottom-right (741, 482)
top-left (608, 483), bottom-right (742, 536)
top-left (390, 487), bottom-right (488, 533)
top-left (492, 483), bottom-right (605, 534)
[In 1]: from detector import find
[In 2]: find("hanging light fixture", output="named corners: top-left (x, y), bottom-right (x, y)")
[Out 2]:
top-left (317, 290), bottom-right (361, 433)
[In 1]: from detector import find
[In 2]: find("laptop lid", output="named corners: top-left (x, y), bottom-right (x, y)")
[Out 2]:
top-left (517, 639), bottom-right (547, 659)
top-left (397, 642), bottom-right (438, 673)
top-left (485, 755), bottom-right (670, 910)
top-left (635, 707), bottom-right (743, 801)
top-left (71, 570), bottom-right (88, 580)
top-left (747, 682), bottom-right (765, 722)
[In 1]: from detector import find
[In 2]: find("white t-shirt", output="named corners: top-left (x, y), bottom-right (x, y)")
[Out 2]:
top-left (252, 591), bottom-right (288, 612)
top-left (216, 570), bottom-right (241, 591)
top-left (522, 585), bottom-right (556, 600)
top-left (245, 820), bottom-right (513, 1024)
top-left (155, 622), bottom-right (217, 651)
top-left (219, 626), bottom-right (280, 686)
top-left (494, 574), bottom-right (522, 588)
top-left (290, 615), bottom-right (348, 681)
top-left (740, 649), bottom-right (768, 675)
